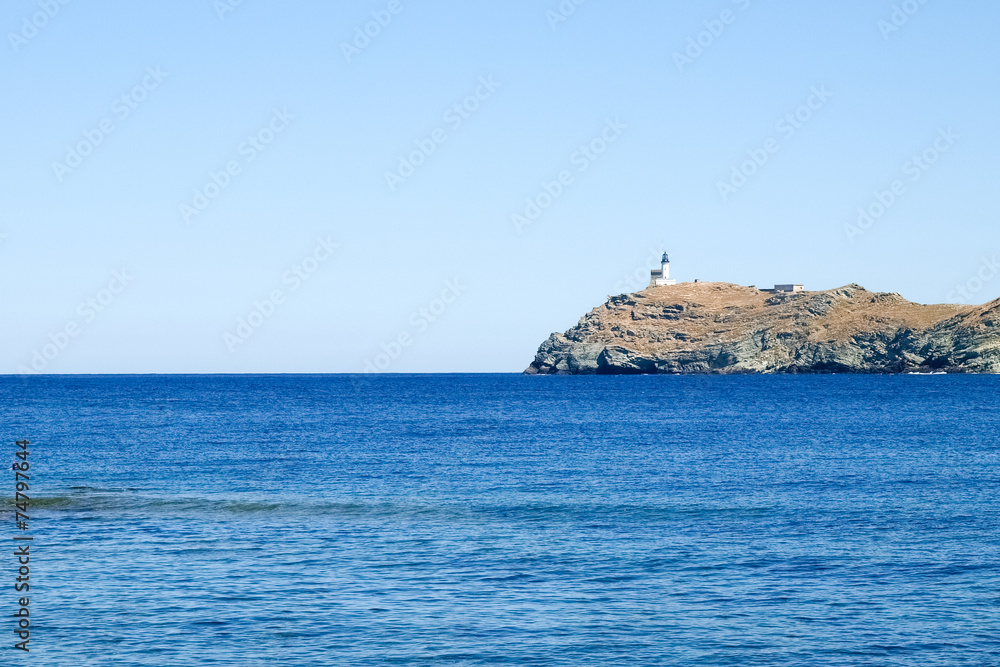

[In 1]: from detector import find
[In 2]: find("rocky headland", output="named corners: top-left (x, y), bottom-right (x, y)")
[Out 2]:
top-left (525, 283), bottom-right (1000, 374)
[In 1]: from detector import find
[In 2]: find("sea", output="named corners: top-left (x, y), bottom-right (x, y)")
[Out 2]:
top-left (1, 374), bottom-right (998, 666)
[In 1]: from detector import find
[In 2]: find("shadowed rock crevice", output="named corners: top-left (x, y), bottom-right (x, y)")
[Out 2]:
top-left (525, 282), bottom-right (1000, 375)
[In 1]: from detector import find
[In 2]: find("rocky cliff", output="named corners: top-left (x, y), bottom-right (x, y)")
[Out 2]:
top-left (525, 283), bottom-right (1000, 374)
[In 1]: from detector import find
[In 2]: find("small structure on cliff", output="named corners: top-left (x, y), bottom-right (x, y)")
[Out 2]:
top-left (762, 284), bottom-right (805, 293)
top-left (649, 252), bottom-right (676, 287)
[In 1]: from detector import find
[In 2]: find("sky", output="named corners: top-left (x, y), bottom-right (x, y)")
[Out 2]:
top-left (2, 0), bottom-right (999, 373)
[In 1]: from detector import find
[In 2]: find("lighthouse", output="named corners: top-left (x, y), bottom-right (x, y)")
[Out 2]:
top-left (649, 252), bottom-right (677, 287)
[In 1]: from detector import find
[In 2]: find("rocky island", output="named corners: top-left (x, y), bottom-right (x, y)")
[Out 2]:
top-left (525, 282), bottom-right (1000, 374)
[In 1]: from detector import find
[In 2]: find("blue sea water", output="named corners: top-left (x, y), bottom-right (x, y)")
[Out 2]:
top-left (1, 374), bottom-right (999, 666)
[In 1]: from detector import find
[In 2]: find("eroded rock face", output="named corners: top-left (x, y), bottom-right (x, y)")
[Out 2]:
top-left (524, 283), bottom-right (1000, 374)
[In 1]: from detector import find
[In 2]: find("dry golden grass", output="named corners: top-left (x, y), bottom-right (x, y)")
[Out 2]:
top-left (582, 282), bottom-right (973, 355)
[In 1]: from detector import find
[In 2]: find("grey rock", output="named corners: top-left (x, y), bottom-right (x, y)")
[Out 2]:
top-left (524, 282), bottom-right (1000, 375)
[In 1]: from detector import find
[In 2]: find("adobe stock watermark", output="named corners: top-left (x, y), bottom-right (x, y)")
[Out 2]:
top-left (716, 85), bottom-right (833, 202)
top-left (612, 246), bottom-right (663, 294)
top-left (52, 66), bottom-right (169, 182)
top-left (180, 108), bottom-right (293, 224)
top-left (223, 236), bottom-right (339, 352)
top-left (947, 256), bottom-right (1000, 304)
top-left (384, 76), bottom-right (501, 192)
top-left (214, 0), bottom-right (249, 21)
top-left (511, 117), bottom-right (627, 234)
top-left (878, 0), bottom-right (931, 39)
top-left (340, 0), bottom-right (411, 64)
top-left (7, 0), bottom-right (71, 53)
top-left (364, 279), bottom-right (466, 372)
top-left (546, 0), bottom-right (586, 31)
top-left (673, 0), bottom-right (752, 73)
top-left (844, 127), bottom-right (957, 243)
top-left (16, 269), bottom-right (134, 374)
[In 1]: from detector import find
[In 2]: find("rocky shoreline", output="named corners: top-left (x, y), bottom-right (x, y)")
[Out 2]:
top-left (525, 283), bottom-right (1000, 375)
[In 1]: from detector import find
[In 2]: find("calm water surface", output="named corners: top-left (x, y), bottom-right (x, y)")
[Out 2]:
top-left (1, 374), bottom-right (998, 665)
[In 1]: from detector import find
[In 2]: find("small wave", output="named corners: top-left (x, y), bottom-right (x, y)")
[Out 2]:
top-left (0, 485), bottom-right (142, 511)
top-left (0, 492), bottom-right (418, 517)
top-left (0, 495), bottom-right (77, 509)
top-left (0, 491), bottom-right (777, 526)
top-left (68, 486), bottom-right (139, 492)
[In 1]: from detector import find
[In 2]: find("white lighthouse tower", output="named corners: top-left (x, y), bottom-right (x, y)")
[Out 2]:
top-left (649, 252), bottom-right (677, 287)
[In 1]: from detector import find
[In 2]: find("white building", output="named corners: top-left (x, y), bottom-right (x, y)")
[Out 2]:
top-left (649, 252), bottom-right (676, 287)
top-left (760, 284), bottom-right (805, 293)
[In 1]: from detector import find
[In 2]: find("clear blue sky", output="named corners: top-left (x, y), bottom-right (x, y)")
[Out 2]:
top-left (2, 0), bottom-right (999, 373)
